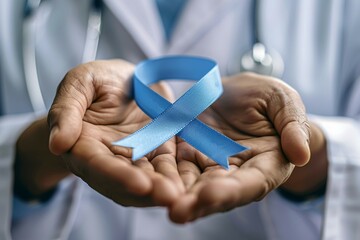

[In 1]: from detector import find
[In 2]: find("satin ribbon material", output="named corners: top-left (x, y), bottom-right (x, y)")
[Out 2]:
top-left (112, 56), bottom-right (247, 169)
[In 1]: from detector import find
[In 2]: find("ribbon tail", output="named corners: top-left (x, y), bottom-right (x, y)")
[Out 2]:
top-left (214, 143), bottom-right (248, 170)
top-left (112, 133), bottom-right (161, 161)
top-left (178, 119), bottom-right (249, 170)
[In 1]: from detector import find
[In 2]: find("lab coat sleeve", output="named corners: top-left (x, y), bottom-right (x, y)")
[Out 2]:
top-left (0, 113), bottom-right (89, 240)
top-left (310, 114), bottom-right (360, 240)
top-left (318, 1), bottom-right (360, 237)
top-left (254, 113), bottom-right (360, 240)
top-left (0, 113), bottom-right (40, 240)
top-left (11, 176), bottom-right (83, 240)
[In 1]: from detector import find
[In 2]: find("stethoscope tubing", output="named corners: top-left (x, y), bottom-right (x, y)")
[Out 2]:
top-left (22, 0), bottom-right (102, 113)
top-left (22, 0), bottom-right (48, 114)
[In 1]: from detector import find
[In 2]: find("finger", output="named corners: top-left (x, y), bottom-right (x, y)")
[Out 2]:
top-left (184, 165), bottom-right (236, 193)
top-left (177, 160), bottom-right (200, 190)
top-left (147, 172), bottom-right (182, 206)
top-left (173, 169), bottom-right (275, 222)
top-left (173, 153), bottom-right (292, 222)
top-left (83, 158), bottom-right (154, 206)
top-left (196, 175), bottom-right (264, 219)
top-left (176, 139), bottom-right (202, 189)
top-left (176, 139), bottom-right (216, 171)
top-left (74, 137), bottom-right (182, 207)
top-left (134, 156), bottom-right (182, 206)
top-left (169, 166), bottom-right (237, 223)
top-left (112, 139), bottom-right (184, 203)
top-left (48, 66), bottom-right (95, 155)
top-left (151, 153), bottom-right (185, 194)
top-left (281, 121), bottom-right (311, 166)
top-left (268, 81), bottom-right (311, 166)
top-left (134, 158), bottom-right (155, 171)
top-left (169, 194), bottom-right (198, 223)
top-left (68, 138), bottom-right (154, 205)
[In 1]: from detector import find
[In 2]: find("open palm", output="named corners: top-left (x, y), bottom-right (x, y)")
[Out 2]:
top-left (49, 61), bottom-right (310, 221)
top-left (170, 73), bottom-right (311, 223)
top-left (48, 60), bottom-right (184, 207)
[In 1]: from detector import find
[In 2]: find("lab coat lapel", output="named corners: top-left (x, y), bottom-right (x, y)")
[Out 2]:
top-left (167, 0), bottom-right (236, 54)
top-left (102, 0), bottom-right (165, 58)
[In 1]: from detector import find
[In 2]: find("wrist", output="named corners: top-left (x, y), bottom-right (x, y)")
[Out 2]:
top-left (14, 117), bottom-right (70, 201)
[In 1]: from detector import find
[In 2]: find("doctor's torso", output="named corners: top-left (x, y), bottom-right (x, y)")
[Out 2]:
top-left (1, 0), bottom-right (355, 116)
top-left (2, 0), bottom-right (360, 239)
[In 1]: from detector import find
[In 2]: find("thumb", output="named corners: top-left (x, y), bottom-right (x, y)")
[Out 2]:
top-left (268, 81), bottom-right (311, 166)
top-left (48, 65), bottom-right (95, 155)
top-left (281, 121), bottom-right (311, 166)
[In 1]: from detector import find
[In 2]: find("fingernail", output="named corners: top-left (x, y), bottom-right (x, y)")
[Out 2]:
top-left (49, 126), bottom-right (60, 154)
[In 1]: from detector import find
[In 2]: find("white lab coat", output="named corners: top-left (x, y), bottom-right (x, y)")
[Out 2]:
top-left (1, 0), bottom-right (360, 239)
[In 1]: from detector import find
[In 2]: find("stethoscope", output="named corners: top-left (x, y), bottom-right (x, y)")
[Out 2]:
top-left (23, 0), bottom-right (101, 239)
top-left (239, 0), bottom-right (284, 78)
top-left (23, 0), bottom-right (102, 114)
top-left (21, 0), bottom-right (284, 238)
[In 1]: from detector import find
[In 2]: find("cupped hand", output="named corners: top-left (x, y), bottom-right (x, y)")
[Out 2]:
top-left (169, 73), bottom-right (311, 223)
top-left (48, 60), bottom-right (184, 207)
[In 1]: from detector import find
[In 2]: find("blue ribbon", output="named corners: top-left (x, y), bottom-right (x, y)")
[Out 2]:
top-left (112, 56), bottom-right (248, 169)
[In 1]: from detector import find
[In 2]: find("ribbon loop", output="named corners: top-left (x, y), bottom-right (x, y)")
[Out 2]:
top-left (113, 56), bottom-right (248, 169)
